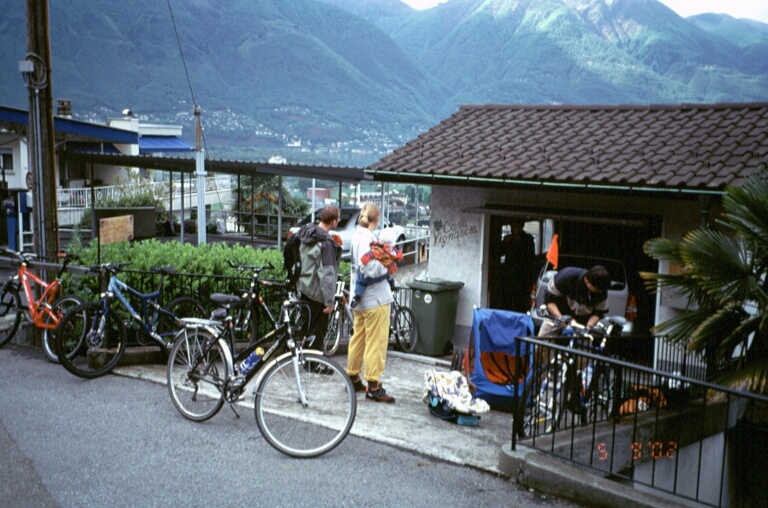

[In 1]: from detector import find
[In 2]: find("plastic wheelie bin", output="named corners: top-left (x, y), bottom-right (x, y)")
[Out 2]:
top-left (406, 278), bottom-right (464, 356)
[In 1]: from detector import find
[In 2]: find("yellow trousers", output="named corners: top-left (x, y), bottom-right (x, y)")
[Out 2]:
top-left (347, 303), bottom-right (390, 383)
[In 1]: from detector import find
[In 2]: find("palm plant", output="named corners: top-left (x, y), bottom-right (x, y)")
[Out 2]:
top-left (641, 170), bottom-right (768, 396)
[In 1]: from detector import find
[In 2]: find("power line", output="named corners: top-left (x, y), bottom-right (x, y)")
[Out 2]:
top-left (166, 0), bottom-right (208, 153)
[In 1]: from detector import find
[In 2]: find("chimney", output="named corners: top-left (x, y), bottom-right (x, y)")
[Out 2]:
top-left (56, 99), bottom-right (72, 118)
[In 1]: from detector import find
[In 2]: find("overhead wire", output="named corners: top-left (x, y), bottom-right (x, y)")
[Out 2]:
top-left (166, 0), bottom-right (209, 155)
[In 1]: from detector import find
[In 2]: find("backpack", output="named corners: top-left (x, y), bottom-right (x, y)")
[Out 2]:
top-left (284, 227), bottom-right (304, 286)
top-left (423, 369), bottom-right (490, 426)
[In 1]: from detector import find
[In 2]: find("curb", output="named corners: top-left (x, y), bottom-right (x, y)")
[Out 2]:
top-left (499, 445), bottom-right (686, 508)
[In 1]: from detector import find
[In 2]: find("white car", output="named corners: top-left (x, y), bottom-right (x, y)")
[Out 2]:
top-left (288, 207), bottom-right (406, 260)
top-left (530, 254), bottom-right (636, 335)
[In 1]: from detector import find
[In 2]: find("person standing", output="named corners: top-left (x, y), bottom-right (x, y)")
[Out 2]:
top-left (347, 203), bottom-right (396, 403)
top-left (296, 206), bottom-right (341, 348)
top-left (501, 220), bottom-right (535, 313)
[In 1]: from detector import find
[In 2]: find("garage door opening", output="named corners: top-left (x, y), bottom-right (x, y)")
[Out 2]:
top-left (479, 207), bottom-right (660, 335)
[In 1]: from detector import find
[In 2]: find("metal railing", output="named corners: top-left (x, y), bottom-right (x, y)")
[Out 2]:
top-left (57, 176), bottom-right (235, 227)
top-left (510, 335), bottom-right (768, 507)
top-left (72, 267), bottom-right (288, 341)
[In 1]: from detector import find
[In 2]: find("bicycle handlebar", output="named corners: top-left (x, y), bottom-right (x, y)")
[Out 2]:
top-left (0, 249), bottom-right (37, 263)
top-left (86, 262), bottom-right (132, 275)
top-left (227, 260), bottom-right (275, 273)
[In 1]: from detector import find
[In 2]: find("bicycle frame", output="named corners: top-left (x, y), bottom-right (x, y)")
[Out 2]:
top-left (183, 294), bottom-right (306, 404)
top-left (103, 274), bottom-right (175, 344)
top-left (228, 263), bottom-right (281, 343)
top-left (17, 266), bottom-right (62, 328)
top-left (4, 252), bottom-right (74, 329)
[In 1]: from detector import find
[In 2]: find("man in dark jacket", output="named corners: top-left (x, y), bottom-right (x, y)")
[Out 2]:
top-left (296, 206), bottom-right (341, 346)
top-left (539, 265), bottom-right (610, 335)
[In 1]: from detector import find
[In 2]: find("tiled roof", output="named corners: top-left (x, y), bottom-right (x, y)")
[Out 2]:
top-left (369, 103), bottom-right (768, 191)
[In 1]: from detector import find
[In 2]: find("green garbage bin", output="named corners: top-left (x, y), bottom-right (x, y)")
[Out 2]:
top-left (407, 278), bottom-right (465, 356)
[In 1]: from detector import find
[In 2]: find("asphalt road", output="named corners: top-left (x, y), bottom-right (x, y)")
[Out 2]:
top-left (0, 346), bottom-right (579, 508)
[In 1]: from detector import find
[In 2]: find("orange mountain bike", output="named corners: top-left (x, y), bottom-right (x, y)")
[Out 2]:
top-left (0, 250), bottom-right (84, 361)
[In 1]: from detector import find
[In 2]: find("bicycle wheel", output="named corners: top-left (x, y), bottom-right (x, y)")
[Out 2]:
top-left (167, 327), bottom-right (229, 422)
top-left (392, 306), bottom-right (419, 353)
top-left (55, 302), bottom-right (127, 379)
top-left (322, 308), bottom-right (342, 356)
top-left (586, 366), bottom-right (615, 423)
top-left (523, 360), bottom-right (567, 436)
top-left (42, 294), bottom-right (84, 363)
top-left (255, 351), bottom-right (356, 458)
top-left (0, 285), bottom-right (22, 348)
top-left (157, 297), bottom-right (208, 348)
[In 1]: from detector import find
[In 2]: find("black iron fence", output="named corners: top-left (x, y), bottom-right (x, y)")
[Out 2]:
top-left (510, 335), bottom-right (768, 507)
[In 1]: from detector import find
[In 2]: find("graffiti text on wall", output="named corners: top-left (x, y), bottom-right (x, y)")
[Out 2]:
top-left (433, 219), bottom-right (478, 248)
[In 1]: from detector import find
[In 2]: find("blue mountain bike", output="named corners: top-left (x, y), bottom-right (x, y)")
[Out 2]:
top-left (54, 262), bottom-right (206, 379)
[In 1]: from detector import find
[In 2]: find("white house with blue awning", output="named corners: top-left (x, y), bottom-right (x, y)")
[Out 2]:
top-left (107, 111), bottom-right (193, 156)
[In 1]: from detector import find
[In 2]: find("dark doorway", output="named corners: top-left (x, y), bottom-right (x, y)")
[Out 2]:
top-left (556, 217), bottom-right (661, 335)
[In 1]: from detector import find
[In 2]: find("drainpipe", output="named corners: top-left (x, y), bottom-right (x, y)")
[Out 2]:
top-left (699, 195), bottom-right (712, 228)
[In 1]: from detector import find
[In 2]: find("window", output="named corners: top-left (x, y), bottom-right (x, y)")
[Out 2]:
top-left (0, 150), bottom-right (13, 174)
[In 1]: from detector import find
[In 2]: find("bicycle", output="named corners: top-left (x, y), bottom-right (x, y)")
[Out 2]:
top-left (322, 274), bottom-right (354, 356)
top-left (390, 285), bottom-right (418, 353)
top-left (54, 262), bottom-right (206, 379)
top-left (519, 308), bottom-right (625, 437)
top-left (224, 261), bottom-right (283, 346)
top-left (166, 283), bottom-right (356, 458)
top-left (0, 249), bottom-right (85, 361)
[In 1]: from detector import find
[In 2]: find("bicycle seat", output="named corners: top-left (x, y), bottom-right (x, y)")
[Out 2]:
top-left (210, 293), bottom-right (241, 306)
top-left (155, 266), bottom-right (177, 275)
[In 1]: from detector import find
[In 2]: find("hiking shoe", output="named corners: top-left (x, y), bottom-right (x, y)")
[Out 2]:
top-left (349, 375), bottom-right (366, 393)
top-left (366, 382), bottom-right (396, 403)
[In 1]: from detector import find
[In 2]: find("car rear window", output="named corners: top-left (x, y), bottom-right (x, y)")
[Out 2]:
top-left (298, 210), bottom-right (356, 228)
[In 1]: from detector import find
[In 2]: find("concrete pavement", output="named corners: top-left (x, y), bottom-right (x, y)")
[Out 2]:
top-left (114, 349), bottom-right (684, 508)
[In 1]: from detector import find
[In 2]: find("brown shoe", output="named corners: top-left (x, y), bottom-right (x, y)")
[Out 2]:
top-left (366, 382), bottom-right (396, 403)
top-left (349, 375), bottom-right (366, 393)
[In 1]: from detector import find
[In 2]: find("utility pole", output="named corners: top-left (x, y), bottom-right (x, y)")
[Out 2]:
top-left (23, 0), bottom-right (58, 261)
top-left (194, 106), bottom-right (206, 245)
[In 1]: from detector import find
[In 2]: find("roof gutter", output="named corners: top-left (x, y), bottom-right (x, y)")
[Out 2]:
top-left (368, 169), bottom-right (726, 196)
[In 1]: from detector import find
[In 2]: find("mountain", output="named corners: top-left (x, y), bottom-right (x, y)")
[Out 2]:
top-left (688, 13), bottom-right (768, 74)
top-left (379, 0), bottom-right (767, 111)
top-left (1, 0), bottom-right (767, 164)
top-left (0, 0), bottom-right (445, 158)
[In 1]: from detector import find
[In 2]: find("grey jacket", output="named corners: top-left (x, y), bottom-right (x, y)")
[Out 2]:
top-left (297, 223), bottom-right (339, 307)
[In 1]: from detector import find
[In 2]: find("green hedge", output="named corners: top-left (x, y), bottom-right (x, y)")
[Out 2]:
top-left (62, 238), bottom-right (350, 307)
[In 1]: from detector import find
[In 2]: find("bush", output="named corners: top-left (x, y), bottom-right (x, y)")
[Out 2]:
top-left (63, 238), bottom-right (350, 308)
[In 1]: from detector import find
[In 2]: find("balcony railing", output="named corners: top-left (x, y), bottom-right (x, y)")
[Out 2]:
top-left (509, 335), bottom-right (768, 507)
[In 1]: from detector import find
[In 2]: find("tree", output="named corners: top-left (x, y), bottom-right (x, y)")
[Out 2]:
top-left (641, 170), bottom-right (768, 396)
top-left (233, 175), bottom-right (308, 221)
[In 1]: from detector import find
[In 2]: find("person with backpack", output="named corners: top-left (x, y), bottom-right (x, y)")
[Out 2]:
top-left (294, 206), bottom-right (341, 350)
top-left (346, 203), bottom-right (397, 403)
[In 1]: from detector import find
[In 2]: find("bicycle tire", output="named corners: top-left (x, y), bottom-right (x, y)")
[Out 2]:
top-left (157, 296), bottom-right (208, 347)
top-left (524, 360), bottom-right (567, 436)
top-left (42, 294), bottom-right (84, 363)
top-left (557, 363), bottom-right (579, 429)
top-left (392, 306), bottom-right (419, 354)
top-left (0, 285), bottom-right (22, 348)
top-left (55, 302), bottom-right (127, 379)
top-left (167, 327), bottom-right (229, 422)
top-left (322, 308), bottom-right (342, 356)
top-left (255, 351), bottom-right (356, 458)
top-left (586, 367), bottom-right (615, 423)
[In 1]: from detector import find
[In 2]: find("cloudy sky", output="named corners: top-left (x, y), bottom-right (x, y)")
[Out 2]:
top-left (400, 0), bottom-right (768, 24)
